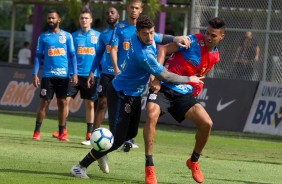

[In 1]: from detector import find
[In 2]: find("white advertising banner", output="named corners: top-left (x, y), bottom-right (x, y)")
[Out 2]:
top-left (244, 81), bottom-right (282, 135)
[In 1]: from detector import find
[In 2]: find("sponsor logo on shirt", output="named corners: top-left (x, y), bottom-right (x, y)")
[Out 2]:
top-left (77, 47), bottom-right (95, 55)
top-left (106, 45), bottom-right (111, 53)
top-left (48, 48), bottom-right (66, 56)
top-left (123, 41), bottom-right (130, 50)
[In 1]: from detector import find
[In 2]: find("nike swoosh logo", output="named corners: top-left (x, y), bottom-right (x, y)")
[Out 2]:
top-left (216, 99), bottom-right (236, 111)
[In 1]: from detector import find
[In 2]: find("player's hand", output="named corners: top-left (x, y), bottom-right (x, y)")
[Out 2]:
top-left (150, 79), bottom-right (161, 93)
top-left (173, 36), bottom-right (190, 49)
top-left (32, 75), bottom-right (40, 88)
top-left (87, 75), bottom-right (94, 88)
top-left (114, 68), bottom-right (121, 76)
top-left (71, 74), bottom-right (78, 85)
top-left (188, 76), bottom-right (205, 83)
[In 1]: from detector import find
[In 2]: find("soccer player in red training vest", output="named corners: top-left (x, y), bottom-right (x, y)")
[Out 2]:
top-left (144, 17), bottom-right (225, 184)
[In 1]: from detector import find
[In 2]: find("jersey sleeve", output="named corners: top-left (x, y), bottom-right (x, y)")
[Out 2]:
top-left (35, 34), bottom-right (44, 54)
top-left (140, 52), bottom-right (163, 76)
top-left (67, 33), bottom-right (75, 53)
top-left (153, 32), bottom-right (162, 44)
top-left (91, 36), bottom-right (105, 73)
top-left (110, 26), bottom-right (119, 47)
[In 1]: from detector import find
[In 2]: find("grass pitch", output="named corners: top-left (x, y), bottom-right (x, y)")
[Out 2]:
top-left (0, 110), bottom-right (282, 184)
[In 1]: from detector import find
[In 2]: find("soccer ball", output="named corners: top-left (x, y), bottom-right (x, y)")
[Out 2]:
top-left (90, 128), bottom-right (114, 152)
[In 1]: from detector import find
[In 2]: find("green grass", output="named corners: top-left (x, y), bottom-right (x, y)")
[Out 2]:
top-left (0, 110), bottom-right (282, 184)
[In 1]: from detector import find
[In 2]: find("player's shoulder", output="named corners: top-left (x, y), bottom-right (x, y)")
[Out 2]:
top-left (116, 20), bottom-right (128, 29)
top-left (89, 28), bottom-right (100, 35)
top-left (59, 29), bottom-right (73, 39)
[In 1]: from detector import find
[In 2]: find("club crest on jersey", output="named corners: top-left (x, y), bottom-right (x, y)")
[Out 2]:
top-left (148, 93), bottom-right (157, 100)
top-left (59, 36), bottom-right (66, 43)
top-left (123, 41), bottom-right (130, 50)
top-left (41, 89), bottom-right (47, 96)
top-left (98, 85), bottom-right (102, 93)
top-left (124, 103), bottom-right (131, 113)
top-left (119, 23), bottom-right (125, 28)
top-left (91, 36), bottom-right (98, 44)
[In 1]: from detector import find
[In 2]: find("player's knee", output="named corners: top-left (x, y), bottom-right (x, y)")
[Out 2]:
top-left (98, 100), bottom-right (107, 110)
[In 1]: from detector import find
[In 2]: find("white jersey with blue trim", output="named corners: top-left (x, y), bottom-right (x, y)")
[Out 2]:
top-left (112, 34), bottom-right (163, 97)
top-left (71, 29), bottom-right (100, 77)
top-left (36, 29), bottom-right (75, 78)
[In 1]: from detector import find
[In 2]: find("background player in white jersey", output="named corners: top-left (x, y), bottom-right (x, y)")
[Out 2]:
top-left (70, 15), bottom-right (197, 179)
top-left (32, 9), bottom-right (78, 141)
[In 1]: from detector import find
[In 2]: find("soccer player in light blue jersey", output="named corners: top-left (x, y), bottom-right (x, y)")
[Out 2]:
top-left (32, 9), bottom-right (78, 141)
top-left (92, 7), bottom-right (120, 131)
top-left (70, 15), bottom-right (199, 179)
top-left (110, 0), bottom-right (190, 152)
top-left (51, 9), bottom-right (101, 144)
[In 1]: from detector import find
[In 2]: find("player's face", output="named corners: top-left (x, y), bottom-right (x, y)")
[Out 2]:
top-left (136, 27), bottom-right (154, 46)
top-left (127, 2), bottom-right (143, 20)
top-left (79, 13), bottom-right (92, 29)
top-left (47, 12), bottom-right (61, 30)
top-left (204, 25), bottom-right (225, 50)
top-left (106, 7), bottom-right (119, 26)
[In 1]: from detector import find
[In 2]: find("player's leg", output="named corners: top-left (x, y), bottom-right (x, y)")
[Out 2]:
top-left (52, 76), bottom-right (77, 138)
top-left (185, 103), bottom-right (213, 183)
top-left (84, 99), bottom-right (94, 141)
top-left (32, 77), bottom-right (53, 140)
top-left (55, 77), bottom-right (70, 141)
top-left (93, 74), bottom-right (113, 129)
top-left (143, 89), bottom-right (168, 184)
top-left (80, 76), bottom-right (97, 144)
top-left (32, 99), bottom-right (50, 140)
top-left (143, 101), bottom-right (160, 184)
top-left (70, 82), bottom-right (131, 178)
top-left (94, 95), bottom-right (107, 129)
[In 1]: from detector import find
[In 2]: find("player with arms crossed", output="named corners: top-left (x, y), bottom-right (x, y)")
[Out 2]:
top-left (70, 15), bottom-right (197, 179)
top-left (144, 17), bottom-right (225, 184)
top-left (110, 0), bottom-right (190, 151)
top-left (32, 9), bottom-right (78, 141)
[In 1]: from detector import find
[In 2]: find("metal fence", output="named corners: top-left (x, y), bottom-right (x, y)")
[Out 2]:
top-left (190, 0), bottom-right (282, 82)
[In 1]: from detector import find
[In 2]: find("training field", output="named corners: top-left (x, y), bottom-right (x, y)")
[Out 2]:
top-left (0, 110), bottom-right (282, 184)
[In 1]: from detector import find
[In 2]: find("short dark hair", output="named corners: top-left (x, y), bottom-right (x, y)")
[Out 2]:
top-left (48, 9), bottom-right (61, 17)
top-left (208, 17), bottom-right (225, 31)
top-left (80, 8), bottom-right (93, 18)
top-left (136, 15), bottom-right (154, 31)
top-left (23, 41), bottom-right (30, 47)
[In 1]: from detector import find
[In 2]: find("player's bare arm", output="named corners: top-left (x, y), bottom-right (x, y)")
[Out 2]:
top-left (87, 71), bottom-right (95, 88)
top-left (32, 74), bottom-right (40, 88)
top-left (110, 46), bottom-right (120, 75)
top-left (71, 74), bottom-right (78, 85)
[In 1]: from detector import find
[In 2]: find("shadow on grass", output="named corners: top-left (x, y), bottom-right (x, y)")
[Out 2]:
top-left (207, 176), bottom-right (274, 184)
top-left (0, 168), bottom-right (176, 184)
top-left (1, 109), bottom-right (282, 143)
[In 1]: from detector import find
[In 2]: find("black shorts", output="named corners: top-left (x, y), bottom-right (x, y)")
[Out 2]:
top-left (98, 73), bottom-right (114, 97)
top-left (106, 82), bottom-right (141, 146)
top-left (146, 85), bottom-right (199, 122)
top-left (67, 76), bottom-right (99, 100)
top-left (40, 77), bottom-right (69, 99)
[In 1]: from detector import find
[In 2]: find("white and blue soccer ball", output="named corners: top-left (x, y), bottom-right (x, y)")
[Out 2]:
top-left (90, 128), bottom-right (114, 152)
